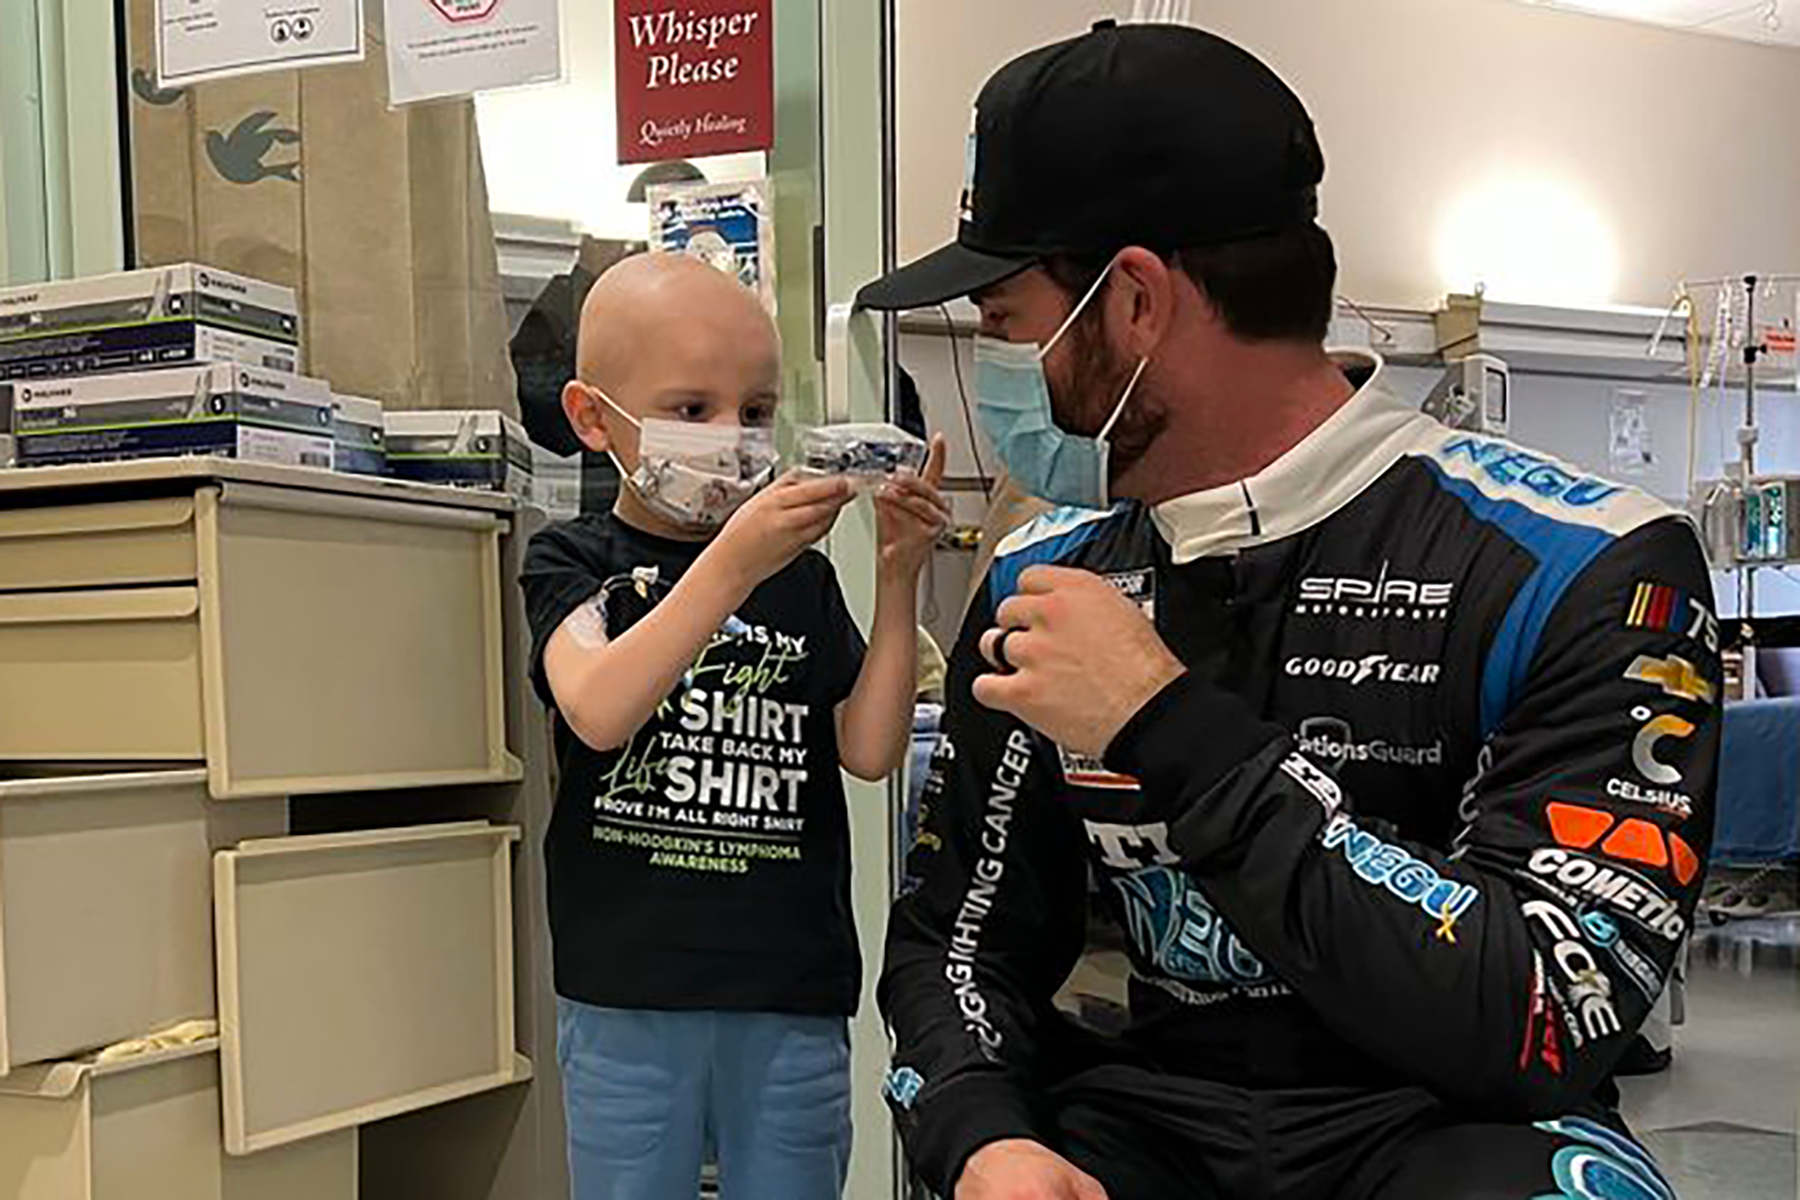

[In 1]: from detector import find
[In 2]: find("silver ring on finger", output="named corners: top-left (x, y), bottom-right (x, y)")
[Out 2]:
top-left (992, 627), bottom-right (1019, 675)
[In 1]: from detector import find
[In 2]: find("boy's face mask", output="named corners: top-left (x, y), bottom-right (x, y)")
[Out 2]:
top-left (587, 386), bottom-right (779, 529)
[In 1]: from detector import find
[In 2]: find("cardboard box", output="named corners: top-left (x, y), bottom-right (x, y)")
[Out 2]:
top-left (10, 365), bottom-right (333, 470)
top-left (331, 393), bottom-right (387, 477)
top-left (0, 264), bottom-right (301, 381)
top-left (384, 410), bottom-right (533, 498)
top-left (0, 381), bottom-right (13, 467)
top-left (124, 0), bottom-right (519, 418)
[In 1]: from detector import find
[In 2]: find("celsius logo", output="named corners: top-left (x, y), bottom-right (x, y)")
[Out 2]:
top-left (1295, 563), bottom-right (1454, 620)
top-left (1285, 654), bottom-right (1441, 687)
top-left (1630, 706), bottom-right (1694, 786)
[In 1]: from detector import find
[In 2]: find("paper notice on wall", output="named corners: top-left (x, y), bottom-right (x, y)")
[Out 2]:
top-left (383, 0), bottom-right (563, 107)
top-left (157, 0), bottom-right (365, 87)
top-left (1769, 295), bottom-right (1799, 393)
top-left (648, 178), bottom-right (775, 315)
top-left (1609, 388), bottom-right (1654, 478)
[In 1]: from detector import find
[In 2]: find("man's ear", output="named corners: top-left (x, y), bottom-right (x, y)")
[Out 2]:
top-left (1111, 246), bottom-right (1178, 358)
top-left (563, 381), bottom-right (613, 455)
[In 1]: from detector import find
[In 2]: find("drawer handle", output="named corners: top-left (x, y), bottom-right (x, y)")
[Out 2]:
top-left (0, 767), bottom-right (210, 799)
top-left (0, 497), bottom-right (196, 540)
top-left (0, 586), bottom-right (200, 626)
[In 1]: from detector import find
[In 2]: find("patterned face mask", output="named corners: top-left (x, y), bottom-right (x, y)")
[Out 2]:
top-left (589, 386), bottom-right (778, 529)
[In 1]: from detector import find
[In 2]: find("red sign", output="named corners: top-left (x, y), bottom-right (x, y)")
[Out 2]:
top-left (615, 1), bottom-right (774, 165)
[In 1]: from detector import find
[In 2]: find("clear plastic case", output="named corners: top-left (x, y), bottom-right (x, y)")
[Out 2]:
top-left (798, 423), bottom-right (927, 486)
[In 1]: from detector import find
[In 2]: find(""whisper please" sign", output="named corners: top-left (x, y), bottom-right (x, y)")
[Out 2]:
top-left (615, 1), bottom-right (773, 164)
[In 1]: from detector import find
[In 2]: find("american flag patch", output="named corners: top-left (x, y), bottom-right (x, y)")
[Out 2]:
top-left (1626, 583), bottom-right (1688, 635)
top-left (1059, 748), bottom-right (1140, 791)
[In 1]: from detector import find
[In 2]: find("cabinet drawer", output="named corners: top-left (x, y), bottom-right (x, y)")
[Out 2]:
top-left (0, 1042), bottom-right (356, 1200)
top-left (214, 822), bottom-right (527, 1154)
top-left (0, 497), bottom-right (198, 591)
top-left (196, 484), bottom-right (517, 798)
top-left (0, 588), bottom-right (206, 761)
top-left (0, 484), bottom-right (520, 797)
top-left (0, 769), bottom-right (285, 1075)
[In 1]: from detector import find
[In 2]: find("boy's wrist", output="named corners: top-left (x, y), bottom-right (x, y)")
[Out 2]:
top-left (877, 554), bottom-right (926, 588)
top-left (690, 541), bottom-right (757, 605)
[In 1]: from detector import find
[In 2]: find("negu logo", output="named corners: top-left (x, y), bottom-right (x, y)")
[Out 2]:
top-left (207, 112), bottom-right (301, 185)
top-left (1441, 436), bottom-right (1622, 507)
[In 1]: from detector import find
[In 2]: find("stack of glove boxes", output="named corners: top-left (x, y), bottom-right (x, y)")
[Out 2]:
top-left (0, 265), bottom-right (339, 473)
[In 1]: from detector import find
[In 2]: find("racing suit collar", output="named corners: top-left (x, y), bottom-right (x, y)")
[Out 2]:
top-left (1151, 351), bottom-right (1434, 564)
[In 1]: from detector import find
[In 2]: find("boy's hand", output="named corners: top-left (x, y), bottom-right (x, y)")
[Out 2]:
top-left (709, 471), bottom-right (855, 590)
top-left (876, 433), bottom-right (951, 581)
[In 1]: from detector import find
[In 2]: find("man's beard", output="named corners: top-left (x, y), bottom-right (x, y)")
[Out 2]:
top-left (1062, 311), bottom-right (1163, 472)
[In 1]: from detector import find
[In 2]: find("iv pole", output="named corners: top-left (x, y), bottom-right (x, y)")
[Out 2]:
top-left (1662, 271), bottom-right (1800, 694)
top-left (1739, 276), bottom-right (1762, 688)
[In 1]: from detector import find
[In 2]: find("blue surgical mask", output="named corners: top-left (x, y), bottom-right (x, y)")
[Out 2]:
top-left (973, 261), bottom-right (1150, 509)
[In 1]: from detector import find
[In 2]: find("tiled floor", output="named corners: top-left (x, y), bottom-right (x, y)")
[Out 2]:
top-left (1623, 916), bottom-right (1800, 1199)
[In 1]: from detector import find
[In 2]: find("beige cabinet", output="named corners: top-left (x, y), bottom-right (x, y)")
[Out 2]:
top-left (0, 463), bottom-right (521, 798)
top-left (0, 769), bottom-right (284, 1075)
top-left (214, 821), bottom-right (528, 1155)
top-left (0, 461), bottom-right (544, 1198)
top-left (0, 1041), bottom-right (356, 1200)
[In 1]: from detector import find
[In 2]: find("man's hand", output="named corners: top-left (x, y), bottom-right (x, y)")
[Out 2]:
top-left (875, 433), bottom-right (951, 580)
top-left (706, 471), bottom-right (854, 591)
top-left (972, 566), bottom-right (1184, 757)
top-left (956, 1140), bottom-right (1109, 1200)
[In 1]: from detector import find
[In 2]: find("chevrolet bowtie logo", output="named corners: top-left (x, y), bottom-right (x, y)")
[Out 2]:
top-left (1623, 654), bottom-right (1713, 705)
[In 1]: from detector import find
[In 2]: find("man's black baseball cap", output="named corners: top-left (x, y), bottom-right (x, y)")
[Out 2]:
top-left (856, 21), bottom-right (1325, 312)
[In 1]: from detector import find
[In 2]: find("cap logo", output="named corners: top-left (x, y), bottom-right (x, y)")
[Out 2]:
top-left (958, 109), bottom-right (978, 224)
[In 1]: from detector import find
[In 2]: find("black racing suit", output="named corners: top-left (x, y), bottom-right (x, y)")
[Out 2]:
top-left (881, 359), bottom-right (1719, 1199)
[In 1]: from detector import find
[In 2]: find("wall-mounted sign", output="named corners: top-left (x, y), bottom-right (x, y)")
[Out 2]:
top-left (615, 1), bottom-right (773, 164)
top-left (157, 0), bottom-right (364, 87)
top-left (648, 178), bottom-right (775, 315)
top-left (384, 0), bottom-right (563, 107)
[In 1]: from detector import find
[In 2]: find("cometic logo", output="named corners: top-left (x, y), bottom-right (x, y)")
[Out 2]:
top-left (1526, 848), bottom-right (1686, 940)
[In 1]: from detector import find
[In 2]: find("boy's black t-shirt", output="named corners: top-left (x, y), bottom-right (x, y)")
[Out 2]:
top-left (521, 513), bottom-right (867, 1016)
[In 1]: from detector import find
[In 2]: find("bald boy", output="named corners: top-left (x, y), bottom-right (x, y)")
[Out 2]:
top-left (519, 254), bottom-right (948, 1200)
